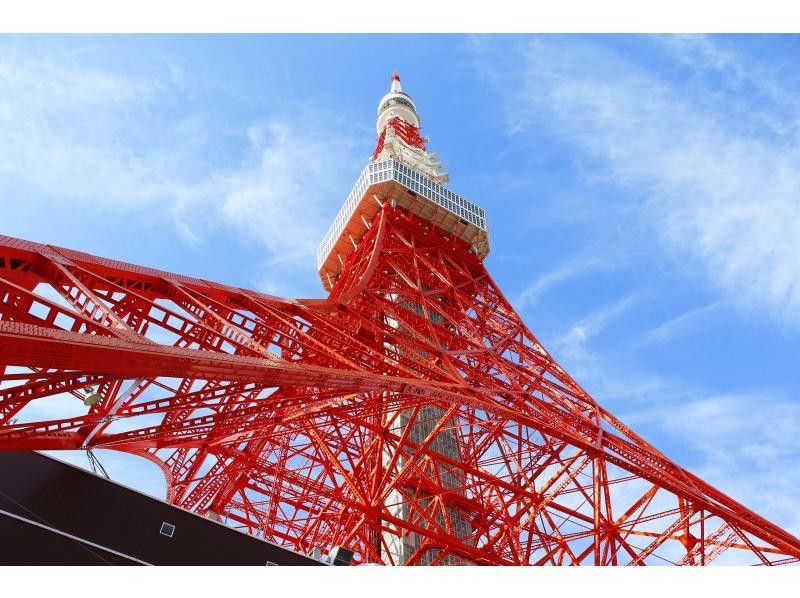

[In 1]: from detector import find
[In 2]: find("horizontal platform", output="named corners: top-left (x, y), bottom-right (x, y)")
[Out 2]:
top-left (317, 159), bottom-right (489, 291)
top-left (0, 451), bottom-right (321, 565)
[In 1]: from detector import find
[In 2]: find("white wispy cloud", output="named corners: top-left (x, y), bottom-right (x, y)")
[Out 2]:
top-left (478, 35), bottom-right (800, 327)
top-left (622, 392), bottom-right (800, 535)
top-left (554, 293), bottom-right (639, 359)
top-left (545, 293), bottom-right (660, 408)
top-left (637, 301), bottom-right (723, 347)
top-left (658, 34), bottom-right (800, 138)
top-left (0, 53), bottom-right (175, 206)
top-left (515, 256), bottom-right (611, 308)
top-left (218, 121), bottom-right (360, 258)
top-left (541, 289), bottom-right (698, 418)
top-left (0, 49), bottom-right (363, 293)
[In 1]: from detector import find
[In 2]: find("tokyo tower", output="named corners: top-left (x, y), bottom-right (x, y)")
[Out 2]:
top-left (1, 72), bottom-right (799, 566)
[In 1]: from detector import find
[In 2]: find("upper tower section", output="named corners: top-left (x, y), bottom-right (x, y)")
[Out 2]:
top-left (377, 71), bottom-right (419, 132)
top-left (317, 73), bottom-right (489, 292)
top-left (371, 72), bottom-right (448, 184)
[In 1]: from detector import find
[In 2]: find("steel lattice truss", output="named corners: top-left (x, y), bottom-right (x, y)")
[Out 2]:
top-left (372, 116), bottom-right (427, 160)
top-left (1, 209), bottom-right (799, 566)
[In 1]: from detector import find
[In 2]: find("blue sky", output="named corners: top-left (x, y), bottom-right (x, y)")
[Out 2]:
top-left (2, 34), bottom-right (799, 536)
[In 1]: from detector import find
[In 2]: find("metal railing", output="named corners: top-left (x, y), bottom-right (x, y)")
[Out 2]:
top-left (317, 159), bottom-right (487, 269)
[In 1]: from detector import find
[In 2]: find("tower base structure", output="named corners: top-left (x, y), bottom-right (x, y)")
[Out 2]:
top-left (2, 71), bottom-right (800, 566)
top-left (1, 216), bottom-right (799, 565)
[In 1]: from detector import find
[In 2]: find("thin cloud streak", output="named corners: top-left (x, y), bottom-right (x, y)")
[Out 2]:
top-left (515, 256), bottom-right (611, 309)
top-left (637, 301), bottom-right (723, 347)
top-left (556, 293), bottom-right (639, 354)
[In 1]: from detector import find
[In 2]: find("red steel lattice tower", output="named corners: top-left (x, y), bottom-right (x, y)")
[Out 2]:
top-left (1, 73), bottom-right (800, 566)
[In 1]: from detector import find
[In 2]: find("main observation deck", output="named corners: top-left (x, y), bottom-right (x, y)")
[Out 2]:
top-left (317, 159), bottom-right (490, 291)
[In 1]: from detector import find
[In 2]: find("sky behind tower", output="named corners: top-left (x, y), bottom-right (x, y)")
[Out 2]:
top-left (2, 34), bottom-right (799, 536)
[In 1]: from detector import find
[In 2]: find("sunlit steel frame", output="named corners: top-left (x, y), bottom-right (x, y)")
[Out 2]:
top-left (1, 209), bottom-right (799, 565)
